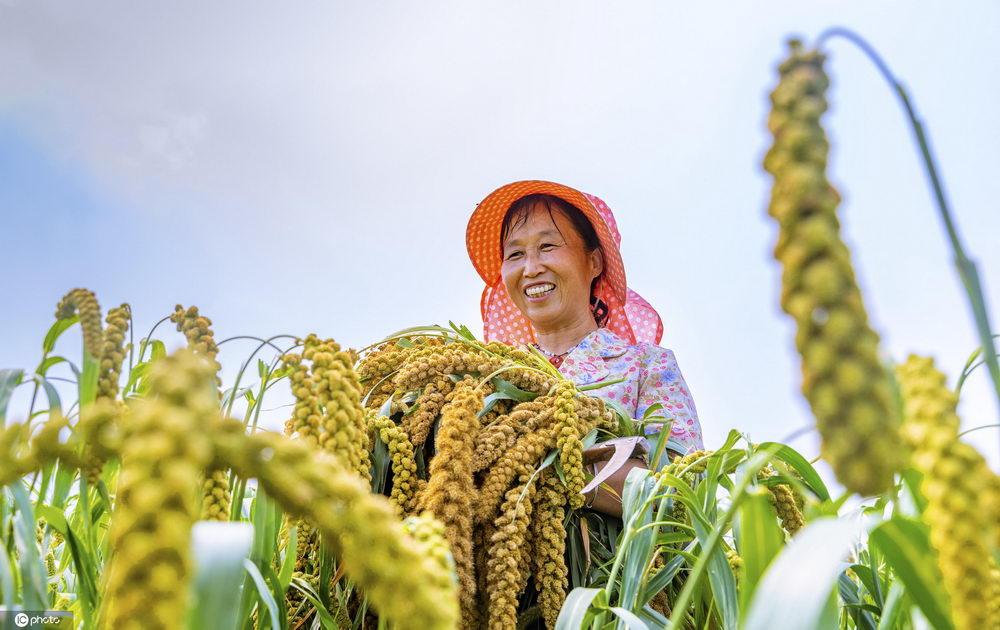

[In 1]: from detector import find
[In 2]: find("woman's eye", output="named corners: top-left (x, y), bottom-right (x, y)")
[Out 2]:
top-left (541, 243), bottom-right (557, 250)
top-left (505, 251), bottom-right (523, 260)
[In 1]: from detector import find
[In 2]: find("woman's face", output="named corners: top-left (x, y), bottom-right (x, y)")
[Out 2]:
top-left (500, 201), bottom-right (603, 332)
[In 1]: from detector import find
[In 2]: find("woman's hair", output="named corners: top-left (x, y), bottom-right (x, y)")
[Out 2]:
top-left (500, 193), bottom-right (609, 326)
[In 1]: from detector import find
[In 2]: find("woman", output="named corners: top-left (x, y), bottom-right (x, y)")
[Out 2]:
top-left (466, 180), bottom-right (704, 516)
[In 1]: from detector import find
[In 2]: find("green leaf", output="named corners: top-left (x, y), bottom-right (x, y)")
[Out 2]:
top-left (0, 532), bottom-right (15, 606)
top-left (244, 559), bottom-right (282, 630)
top-left (617, 468), bottom-right (658, 611)
top-left (756, 442), bottom-right (830, 501)
top-left (124, 361), bottom-right (150, 395)
top-left (79, 350), bottom-right (99, 408)
top-left (250, 488), bottom-right (281, 568)
top-left (736, 487), bottom-right (784, 609)
top-left (36, 355), bottom-right (68, 376)
top-left (188, 522), bottom-right (254, 630)
top-left (9, 482), bottom-right (48, 610)
top-left (30, 374), bottom-right (63, 421)
top-left (289, 576), bottom-right (338, 629)
top-left (869, 517), bottom-right (953, 630)
top-left (688, 496), bottom-right (739, 629)
top-left (0, 368), bottom-right (24, 426)
top-left (491, 377), bottom-right (538, 402)
top-left (745, 516), bottom-right (870, 630)
top-left (556, 587), bottom-right (605, 629)
top-left (278, 525), bottom-right (297, 592)
top-left (607, 607), bottom-right (649, 629)
top-left (150, 339), bottom-right (167, 360)
top-left (838, 571), bottom-right (878, 630)
top-left (44, 316), bottom-right (78, 355)
top-left (37, 503), bottom-right (98, 620)
top-left (877, 583), bottom-right (908, 630)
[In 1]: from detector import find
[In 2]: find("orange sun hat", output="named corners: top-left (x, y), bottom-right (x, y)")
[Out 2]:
top-left (466, 179), bottom-right (664, 346)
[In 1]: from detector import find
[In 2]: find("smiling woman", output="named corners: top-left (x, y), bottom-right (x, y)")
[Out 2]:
top-left (466, 180), bottom-right (704, 516)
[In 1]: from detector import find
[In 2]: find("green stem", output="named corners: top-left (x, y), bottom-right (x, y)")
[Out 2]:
top-left (818, 27), bottom-right (1000, 450)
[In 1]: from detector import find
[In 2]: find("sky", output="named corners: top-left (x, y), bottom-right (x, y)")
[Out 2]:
top-left (2, 2), bottom-right (998, 476)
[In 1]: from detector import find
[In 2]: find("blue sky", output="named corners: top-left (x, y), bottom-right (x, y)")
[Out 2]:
top-left (2, 2), bottom-right (998, 474)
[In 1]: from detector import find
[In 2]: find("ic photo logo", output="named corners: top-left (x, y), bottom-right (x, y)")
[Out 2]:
top-left (5, 610), bottom-right (71, 628)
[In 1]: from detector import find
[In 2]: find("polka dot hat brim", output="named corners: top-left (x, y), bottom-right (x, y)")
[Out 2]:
top-left (466, 180), bottom-right (664, 346)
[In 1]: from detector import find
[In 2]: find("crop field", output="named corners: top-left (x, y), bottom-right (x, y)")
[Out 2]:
top-left (1, 36), bottom-right (998, 630)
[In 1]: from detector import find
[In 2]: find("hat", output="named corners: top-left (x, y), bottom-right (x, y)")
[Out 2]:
top-left (466, 179), bottom-right (663, 345)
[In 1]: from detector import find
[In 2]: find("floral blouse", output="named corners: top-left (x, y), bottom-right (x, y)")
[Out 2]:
top-left (554, 327), bottom-right (704, 453)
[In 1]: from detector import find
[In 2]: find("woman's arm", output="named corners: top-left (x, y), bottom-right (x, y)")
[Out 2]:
top-left (581, 440), bottom-right (680, 518)
top-left (583, 456), bottom-right (647, 518)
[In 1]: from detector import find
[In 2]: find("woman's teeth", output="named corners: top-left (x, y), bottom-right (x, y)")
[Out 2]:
top-left (525, 284), bottom-right (556, 297)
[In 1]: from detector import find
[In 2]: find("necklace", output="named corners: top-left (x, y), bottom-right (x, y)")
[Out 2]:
top-left (531, 339), bottom-right (584, 368)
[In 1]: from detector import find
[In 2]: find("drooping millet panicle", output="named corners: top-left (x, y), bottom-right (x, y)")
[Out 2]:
top-left (80, 304), bottom-right (132, 484)
top-left (768, 481), bottom-right (805, 535)
top-left (475, 409), bottom-right (558, 523)
top-left (896, 354), bottom-right (996, 630)
top-left (97, 304), bottom-right (130, 401)
top-left (472, 523), bottom-right (493, 625)
top-left (473, 397), bottom-right (552, 472)
top-left (357, 336), bottom-right (444, 389)
top-left (762, 468), bottom-right (805, 535)
top-left (0, 412), bottom-right (84, 486)
top-left (200, 470), bottom-right (232, 521)
top-left (282, 353), bottom-right (322, 444)
top-left (531, 470), bottom-right (569, 629)
top-left (0, 423), bottom-right (36, 486)
top-left (169, 304), bottom-right (231, 521)
top-left (169, 305), bottom-right (223, 389)
top-left (644, 553), bottom-right (671, 617)
top-left (403, 377), bottom-right (455, 447)
top-left (213, 419), bottom-right (459, 630)
top-left (764, 40), bottom-right (902, 495)
top-left (370, 413), bottom-right (421, 514)
top-left (420, 381), bottom-right (483, 628)
top-left (393, 345), bottom-right (481, 391)
top-left (554, 380), bottom-right (586, 510)
top-left (987, 472), bottom-right (1000, 550)
top-left (102, 350), bottom-right (216, 630)
top-left (304, 335), bottom-right (372, 480)
top-left (55, 288), bottom-right (103, 357)
top-left (473, 422), bottom-right (517, 473)
top-left (486, 475), bottom-right (538, 630)
top-left (725, 548), bottom-right (743, 576)
top-left (989, 563), bottom-right (1000, 630)
top-left (403, 512), bottom-right (460, 603)
top-left (80, 399), bottom-right (126, 486)
top-left (674, 449), bottom-right (711, 474)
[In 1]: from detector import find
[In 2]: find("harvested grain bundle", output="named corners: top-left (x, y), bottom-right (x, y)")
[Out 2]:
top-left (764, 40), bottom-right (902, 495)
top-left (369, 411), bottom-right (422, 514)
top-left (896, 355), bottom-right (997, 630)
top-left (531, 469), bottom-right (569, 629)
top-left (420, 379), bottom-right (484, 627)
